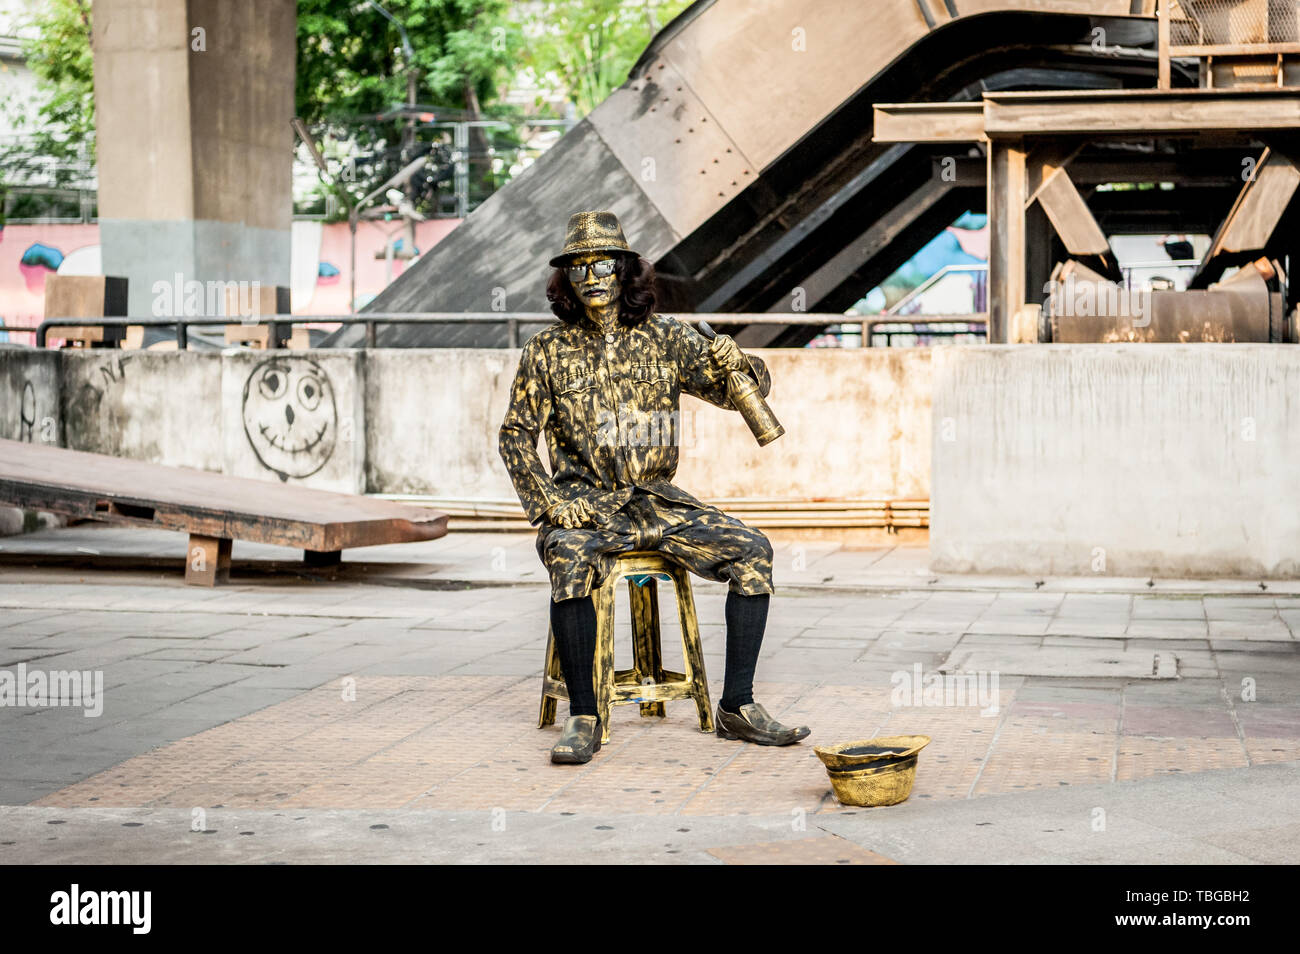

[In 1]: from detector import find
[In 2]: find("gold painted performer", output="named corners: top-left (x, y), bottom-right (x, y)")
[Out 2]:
top-left (499, 210), bottom-right (811, 764)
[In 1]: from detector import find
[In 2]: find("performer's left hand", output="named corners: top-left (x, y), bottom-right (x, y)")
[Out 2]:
top-left (709, 334), bottom-right (749, 374)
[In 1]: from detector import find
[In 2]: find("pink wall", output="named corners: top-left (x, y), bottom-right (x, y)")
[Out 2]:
top-left (0, 219), bottom-right (463, 345)
top-left (0, 224), bottom-right (102, 343)
top-left (301, 218), bottom-right (461, 316)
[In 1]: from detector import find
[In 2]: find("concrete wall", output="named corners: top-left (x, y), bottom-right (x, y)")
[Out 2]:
top-left (1, 348), bottom-right (62, 535)
top-left (1, 348), bottom-right (932, 505)
top-left (10, 342), bottom-right (1300, 578)
top-left (62, 351), bottom-right (223, 472)
top-left (365, 350), bottom-right (521, 499)
top-left (53, 350), bottom-right (370, 493)
top-left (675, 349), bottom-right (931, 501)
top-left (0, 348), bottom-right (60, 445)
top-left (363, 348), bottom-right (933, 502)
top-left (222, 351), bottom-right (365, 494)
top-left (931, 345), bottom-right (1300, 577)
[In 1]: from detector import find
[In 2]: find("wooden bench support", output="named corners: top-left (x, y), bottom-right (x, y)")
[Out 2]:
top-left (186, 534), bottom-right (232, 586)
top-left (0, 439), bottom-right (448, 587)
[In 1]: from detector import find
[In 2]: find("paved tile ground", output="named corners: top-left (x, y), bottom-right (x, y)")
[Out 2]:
top-left (2, 525), bottom-right (1299, 863)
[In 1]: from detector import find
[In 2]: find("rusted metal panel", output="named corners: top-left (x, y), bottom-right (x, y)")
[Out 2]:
top-left (659, 0), bottom-right (932, 171)
top-left (1049, 285), bottom-right (1276, 341)
top-left (1192, 147), bottom-right (1300, 285)
top-left (586, 54), bottom-right (755, 241)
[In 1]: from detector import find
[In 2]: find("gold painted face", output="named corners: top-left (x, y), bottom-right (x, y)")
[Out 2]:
top-left (567, 251), bottom-right (621, 309)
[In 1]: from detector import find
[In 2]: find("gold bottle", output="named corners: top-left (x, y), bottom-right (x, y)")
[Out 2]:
top-left (697, 320), bottom-right (785, 447)
top-left (725, 369), bottom-right (785, 446)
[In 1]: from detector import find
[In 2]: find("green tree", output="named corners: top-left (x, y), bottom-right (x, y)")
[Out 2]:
top-left (0, 0), bottom-right (95, 222)
top-left (520, 0), bottom-right (691, 116)
top-left (9, 0), bottom-right (95, 161)
top-left (296, 0), bottom-right (523, 217)
top-left (297, 0), bottom-right (518, 125)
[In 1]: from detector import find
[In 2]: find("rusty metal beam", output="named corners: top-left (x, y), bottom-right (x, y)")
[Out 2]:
top-left (1033, 167), bottom-right (1112, 257)
top-left (987, 139), bottom-right (1028, 344)
top-left (1194, 147), bottom-right (1300, 286)
top-left (872, 102), bottom-right (986, 143)
top-left (983, 88), bottom-right (1300, 137)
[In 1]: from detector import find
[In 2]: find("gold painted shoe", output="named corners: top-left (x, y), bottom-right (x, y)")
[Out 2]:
top-left (551, 714), bottom-right (602, 764)
top-left (715, 702), bottom-right (810, 746)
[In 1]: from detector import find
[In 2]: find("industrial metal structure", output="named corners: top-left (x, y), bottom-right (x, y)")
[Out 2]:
top-left (328, 0), bottom-right (1300, 349)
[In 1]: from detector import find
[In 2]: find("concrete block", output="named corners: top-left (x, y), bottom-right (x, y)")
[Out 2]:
top-left (932, 345), bottom-right (1300, 577)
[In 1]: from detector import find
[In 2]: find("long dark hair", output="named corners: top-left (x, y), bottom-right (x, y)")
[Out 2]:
top-left (546, 254), bottom-right (657, 326)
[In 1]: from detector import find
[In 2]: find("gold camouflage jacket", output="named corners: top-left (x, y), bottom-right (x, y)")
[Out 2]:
top-left (499, 312), bottom-right (771, 525)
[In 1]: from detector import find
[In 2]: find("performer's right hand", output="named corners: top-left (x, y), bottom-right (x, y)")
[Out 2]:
top-left (549, 498), bottom-right (596, 529)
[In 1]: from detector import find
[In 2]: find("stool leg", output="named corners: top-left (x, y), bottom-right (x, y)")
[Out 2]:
top-left (670, 567), bottom-right (714, 733)
top-left (538, 623), bottom-right (562, 728)
top-left (628, 578), bottom-right (667, 719)
top-left (593, 580), bottom-right (617, 744)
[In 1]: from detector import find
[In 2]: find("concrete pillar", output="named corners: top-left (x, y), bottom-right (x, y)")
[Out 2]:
top-left (92, 0), bottom-right (296, 318)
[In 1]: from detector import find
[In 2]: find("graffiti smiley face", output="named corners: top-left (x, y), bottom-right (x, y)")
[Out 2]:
top-left (241, 356), bottom-right (337, 481)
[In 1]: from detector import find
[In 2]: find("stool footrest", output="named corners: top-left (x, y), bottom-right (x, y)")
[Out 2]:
top-left (541, 676), bottom-right (570, 701)
top-left (612, 668), bottom-right (687, 688)
top-left (612, 681), bottom-right (697, 705)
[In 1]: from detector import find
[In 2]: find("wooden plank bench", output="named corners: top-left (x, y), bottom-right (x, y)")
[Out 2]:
top-left (0, 439), bottom-right (449, 585)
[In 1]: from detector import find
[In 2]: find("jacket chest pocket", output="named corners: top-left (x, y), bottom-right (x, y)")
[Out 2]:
top-left (630, 363), bottom-right (675, 389)
top-left (556, 369), bottom-right (597, 395)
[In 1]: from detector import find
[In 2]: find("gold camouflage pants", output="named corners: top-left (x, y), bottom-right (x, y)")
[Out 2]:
top-left (536, 490), bottom-right (775, 602)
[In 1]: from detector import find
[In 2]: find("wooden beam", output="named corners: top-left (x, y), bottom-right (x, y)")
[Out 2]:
top-left (185, 534), bottom-right (232, 587)
top-left (1025, 141), bottom-right (1084, 203)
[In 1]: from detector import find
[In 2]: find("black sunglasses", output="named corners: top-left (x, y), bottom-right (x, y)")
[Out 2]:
top-left (566, 258), bottom-right (618, 282)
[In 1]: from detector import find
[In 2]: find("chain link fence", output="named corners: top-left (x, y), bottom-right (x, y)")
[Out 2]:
top-left (1169, 0), bottom-right (1300, 48)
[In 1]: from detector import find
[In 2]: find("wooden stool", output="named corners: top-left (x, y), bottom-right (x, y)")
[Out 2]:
top-left (538, 551), bottom-right (714, 744)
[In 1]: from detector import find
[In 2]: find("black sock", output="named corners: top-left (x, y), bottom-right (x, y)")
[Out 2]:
top-left (720, 591), bottom-right (768, 713)
top-left (550, 596), bottom-right (599, 719)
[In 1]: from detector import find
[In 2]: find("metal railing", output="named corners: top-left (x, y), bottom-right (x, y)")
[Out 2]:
top-left (21, 312), bottom-right (990, 350)
top-left (29, 313), bottom-right (553, 350)
top-left (856, 318), bottom-right (988, 348)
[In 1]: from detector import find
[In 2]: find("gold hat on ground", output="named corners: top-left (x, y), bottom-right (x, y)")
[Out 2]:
top-left (815, 735), bottom-right (932, 807)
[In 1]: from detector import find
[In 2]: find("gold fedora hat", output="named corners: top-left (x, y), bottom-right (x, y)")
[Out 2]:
top-left (549, 210), bottom-right (637, 267)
